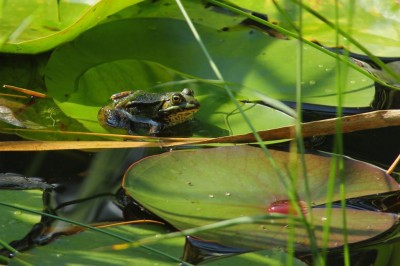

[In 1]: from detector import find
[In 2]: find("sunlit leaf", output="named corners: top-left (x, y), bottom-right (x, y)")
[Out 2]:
top-left (9, 224), bottom-right (184, 266)
top-left (0, 0), bottom-right (144, 53)
top-left (0, 190), bottom-right (43, 243)
top-left (229, 0), bottom-right (400, 57)
top-left (124, 146), bottom-right (399, 251)
top-left (206, 249), bottom-right (307, 265)
top-left (45, 18), bottom-right (373, 136)
top-left (110, 0), bottom-right (243, 30)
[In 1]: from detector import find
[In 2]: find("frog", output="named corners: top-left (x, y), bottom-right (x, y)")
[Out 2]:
top-left (98, 88), bottom-right (200, 136)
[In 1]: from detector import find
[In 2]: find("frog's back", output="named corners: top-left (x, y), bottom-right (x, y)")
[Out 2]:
top-left (130, 90), bottom-right (169, 104)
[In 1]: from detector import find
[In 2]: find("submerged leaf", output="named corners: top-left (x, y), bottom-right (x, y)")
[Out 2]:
top-left (124, 146), bottom-right (399, 251)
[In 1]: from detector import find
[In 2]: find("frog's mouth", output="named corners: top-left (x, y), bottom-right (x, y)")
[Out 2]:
top-left (163, 109), bottom-right (199, 127)
top-left (160, 101), bottom-right (200, 113)
top-left (159, 101), bottom-right (200, 127)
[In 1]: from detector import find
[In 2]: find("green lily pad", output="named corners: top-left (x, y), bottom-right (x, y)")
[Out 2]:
top-left (0, 0), bottom-right (144, 54)
top-left (9, 223), bottom-right (306, 265)
top-left (45, 17), bottom-right (374, 136)
top-left (9, 224), bottom-right (185, 266)
top-left (229, 0), bottom-right (400, 57)
top-left (124, 146), bottom-right (399, 251)
top-left (206, 249), bottom-right (307, 265)
top-left (109, 0), bottom-right (243, 30)
top-left (0, 190), bottom-right (43, 243)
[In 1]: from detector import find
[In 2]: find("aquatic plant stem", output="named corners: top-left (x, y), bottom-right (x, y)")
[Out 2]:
top-left (0, 239), bottom-right (18, 255)
top-left (293, 1), bottom-right (320, 263)
top-left (114, 214), bottom-right (296, 249)
top-left (321, 1), bottom-right (352, 264)
top-left (175, 2), bottom-right (315, 263)
top-left (174, 0), bottom-right (260, 140)
top-left (174, 0), bottom-right (299, 202)
top-left (340, 2), bottom-right (355, 264)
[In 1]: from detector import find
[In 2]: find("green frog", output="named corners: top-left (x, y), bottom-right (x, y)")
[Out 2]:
top-left (98, 88), bottom-right (200, 136)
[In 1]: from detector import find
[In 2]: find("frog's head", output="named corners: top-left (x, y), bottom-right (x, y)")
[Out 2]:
top-left (159, 88), bottom-right (200, 126)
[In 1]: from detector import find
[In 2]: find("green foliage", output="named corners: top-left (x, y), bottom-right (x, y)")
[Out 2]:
top-left (0, 0), bottom-right (144, 53)
top-left (124, 146), bottom-right (399, 251)
top-left (10, 224), bottom-right (185, 266)
top-left (228, 0), bottom-right (400, 57)
top-left (44, 16), bottom-right (371, 136)
top-left (1, 0), bottom-right (400, 265)
top-left (0, 190), bottom-right (42, 243)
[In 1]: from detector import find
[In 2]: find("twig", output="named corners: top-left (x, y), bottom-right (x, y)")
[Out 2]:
top-left (3, 85), bottom-right (47, 98)
top-left (387, 154), bottom-right (400, 175)
top-left (195, 110), bottom-right (400, 144)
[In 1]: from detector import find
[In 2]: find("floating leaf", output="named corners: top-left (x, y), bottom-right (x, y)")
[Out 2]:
top-left (0, 190), bottom-right (43, 243)
top-left (124, 146), bottom-right (399, 251)
top-left (0, 0), bottom-right (144, 53)
top-left (10, 224), bottom-right (185, 266)
top-left (229, 0), bottom-right (400, 57)
top-left (45, 17), bottom-right (373, 136)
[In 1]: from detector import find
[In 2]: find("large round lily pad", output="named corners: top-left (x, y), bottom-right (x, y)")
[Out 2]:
top-left (124, 146), bottom-right (399, 251)
top-left (45, 17), bottom-right (373, 136)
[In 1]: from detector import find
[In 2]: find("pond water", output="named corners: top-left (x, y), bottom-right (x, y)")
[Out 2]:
top-left (0, 117), bottom-right (399, 265)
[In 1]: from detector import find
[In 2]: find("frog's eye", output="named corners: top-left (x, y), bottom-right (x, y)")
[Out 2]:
top-left (171, 94), bottom-right (184, 105)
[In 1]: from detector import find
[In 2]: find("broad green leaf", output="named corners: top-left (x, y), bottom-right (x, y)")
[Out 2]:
top-left (124, 146), bottom-right (399, 251)
top-left (45, 18), bottom-right (373, 136)
top-left (110, 0), bottom-right (243, 30)
top-left (0, 190), bottom-right (43, 243)
top-left (206, 249), bottom-right (307, 265)
top-left (0, 0), bottom-right (144, 54)
top-left (9, 223), bottom-right (306, 265)
top-left (230, 0), bottom-right (400, 57)
top-left (0, 50), bottom-right (105, 140)
top-left (9, 224), bottom-right (185, 266)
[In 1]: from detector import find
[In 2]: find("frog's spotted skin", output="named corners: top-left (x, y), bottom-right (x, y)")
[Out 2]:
top-left (98, 88), bottom-right (200, 136)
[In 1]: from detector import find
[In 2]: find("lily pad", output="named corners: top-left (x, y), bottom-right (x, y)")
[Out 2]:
top-left (45, 17), bottom-right (373, 136)
top-left (9, 223), bottom-right (306, 265)
top-left (124, 146), bottom-right (400, 251)
top-left (206, 249), bottom-right (307, 265)
top-left (229, 0), bottom-right (400, 57)
top-left (9, 224), bottom-right (185, 266)
top-left (0, 190), bottom-right (43, 243)
top-left (0, 0), bottom-right (144, 53)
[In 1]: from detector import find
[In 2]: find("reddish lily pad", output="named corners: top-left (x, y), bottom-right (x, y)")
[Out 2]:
top-left (124, 146), bottom-right (399, 251)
